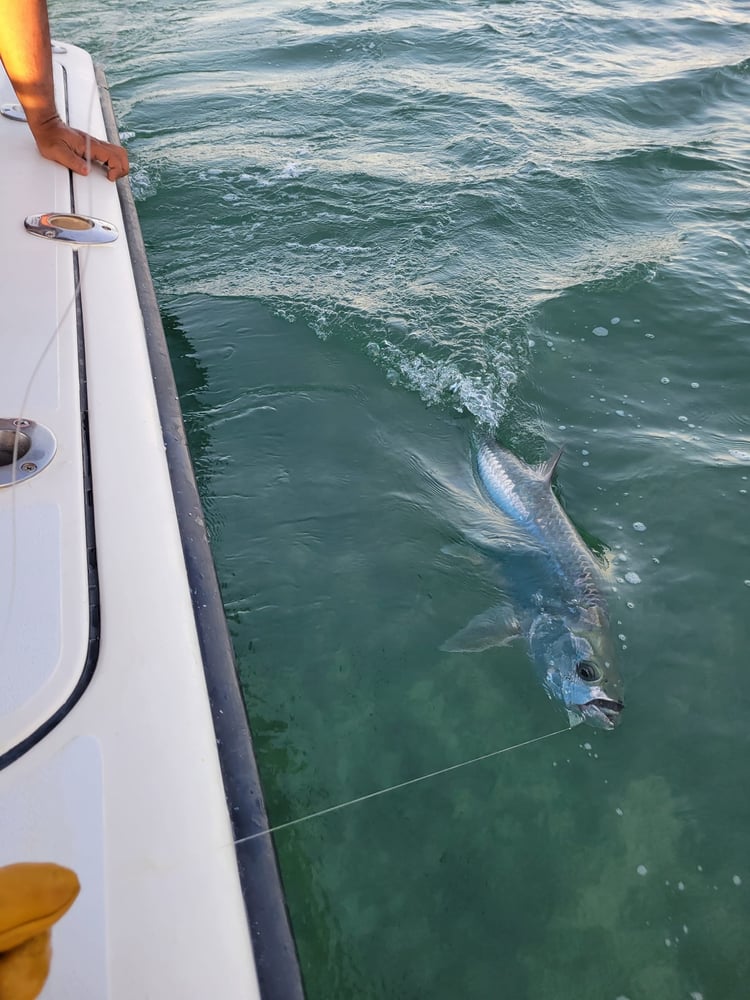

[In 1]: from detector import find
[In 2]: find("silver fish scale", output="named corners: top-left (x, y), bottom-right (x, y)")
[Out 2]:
top-left (477, 441), bottom-right (605, 610)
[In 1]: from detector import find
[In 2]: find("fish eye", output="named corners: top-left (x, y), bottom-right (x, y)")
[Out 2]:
top-left (576, 660), bottom-right (602, 683)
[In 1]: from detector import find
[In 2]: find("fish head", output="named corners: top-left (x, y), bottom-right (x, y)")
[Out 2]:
top-left (534, 606), bottom-right (624, 730)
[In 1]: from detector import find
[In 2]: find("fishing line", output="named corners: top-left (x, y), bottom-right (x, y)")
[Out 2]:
top-left (235, 724), bottom-right (572, 844)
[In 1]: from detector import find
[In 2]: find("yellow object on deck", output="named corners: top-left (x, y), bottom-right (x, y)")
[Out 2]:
top-left (0, 863), bottom-right (79, 1000)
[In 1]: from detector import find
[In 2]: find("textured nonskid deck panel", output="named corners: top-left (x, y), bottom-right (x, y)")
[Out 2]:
top-left (0, 43), bottom-right (262, 998)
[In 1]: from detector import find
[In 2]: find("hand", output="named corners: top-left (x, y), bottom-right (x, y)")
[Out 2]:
top-left (29, 113), bottom-right (129, 181)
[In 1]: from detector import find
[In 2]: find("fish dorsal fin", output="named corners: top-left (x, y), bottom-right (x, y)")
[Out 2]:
top-left (537, 446), bottom-right (564, 485)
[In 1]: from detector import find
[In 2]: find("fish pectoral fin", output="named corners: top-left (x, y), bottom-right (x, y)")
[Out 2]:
top-left (440, 543), bottom-right (486, 566)
top-left (566, 709), bottom-right (584, 728)
top-left (441, 605), bottom-right (520, 654)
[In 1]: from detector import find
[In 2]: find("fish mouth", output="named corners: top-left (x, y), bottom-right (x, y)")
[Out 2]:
top-left (580, 698), bottom-right (624, 730)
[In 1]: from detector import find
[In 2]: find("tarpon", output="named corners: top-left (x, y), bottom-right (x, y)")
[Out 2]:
top-left (443, 439), bottom-right (624, 729)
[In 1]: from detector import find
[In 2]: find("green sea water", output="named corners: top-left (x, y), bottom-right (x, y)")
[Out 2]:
top-left (53, 2), bottom-right (750, 997)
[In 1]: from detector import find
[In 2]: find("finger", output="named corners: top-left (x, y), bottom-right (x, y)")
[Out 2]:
top-left (104, 152), bottom-right (129, 181)
top-left (40, 138), bottom-right (91, 176)
top-left (65, 129), bottom-right (128, 181)
top-left (79, 135), bottom-right (130, 180)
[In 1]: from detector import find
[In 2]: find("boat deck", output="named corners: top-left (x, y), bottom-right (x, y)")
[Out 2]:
top-left (0, 42), bottom-right (299, 999)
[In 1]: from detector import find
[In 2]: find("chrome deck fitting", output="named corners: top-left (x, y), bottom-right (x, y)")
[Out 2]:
top-left (0, 419), bottom-right (57, 487)
top-left (24, 212), bottom-right (119, 246)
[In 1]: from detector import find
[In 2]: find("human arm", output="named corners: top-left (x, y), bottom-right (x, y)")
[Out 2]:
top-left (0, 0), bottom-right (129, 180)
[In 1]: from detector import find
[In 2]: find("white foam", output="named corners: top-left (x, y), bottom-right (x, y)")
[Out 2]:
top-left (391, 351), bottom-right (516, 428)
top-left (691, 382), bottom-right (700, 388)
top-left (278, 161), bottom-right (305, 179)
top-left (611, 317), bottom-right (620, 324)
top-left (661, 376), bottom-right (670, 384)
top-left (632, 522), bottom-right (647, 532)
top-left (616, 807), bottom-right (623, 816)
top-left (624, 571), bottom-right (641, 585)
top-left (129, 166), bottom-right (159, 201)
top-left (733, 874), bottom-right (742, 885)
top-left (678, 881), bottom-right (685, 891)
top-left (593, 326), bottom-right (608, 337)
top-left (636, 865), bottom-right (648, 876)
